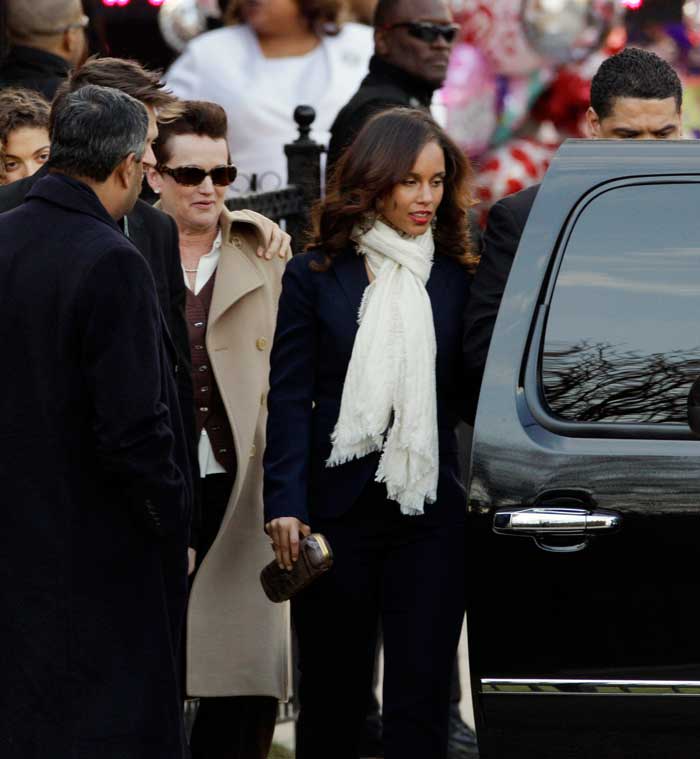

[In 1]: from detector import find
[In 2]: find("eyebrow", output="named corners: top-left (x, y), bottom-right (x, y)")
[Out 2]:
top-left (612, 125), bottom-right (677, 136)
top-left (405, 170), bottom-right (447, 178)
top-left (611, 128), bottom-right (641, 136)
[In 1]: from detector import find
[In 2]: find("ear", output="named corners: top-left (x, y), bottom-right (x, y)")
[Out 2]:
top-left (114, 153), bottom-right (138, 190)
top-left (146, 166), bottom-right (162, 195)
top-left (374, 28), bottom-right (390, 57)
top-left (57, 30), bottom-right (69, 57)
top-left (62, 28), bottom-right (77, 56)
top-left (586, 106), bottom-right (602, 138)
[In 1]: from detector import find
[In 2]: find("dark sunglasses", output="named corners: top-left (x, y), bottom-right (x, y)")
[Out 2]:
top-left (383, 21), bottom-right (460, 44)
top-left (157, 164), bottom-right (238, 187)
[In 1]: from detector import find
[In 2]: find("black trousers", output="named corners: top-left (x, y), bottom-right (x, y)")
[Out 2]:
top-left (293, 480), bottom-right (466, 759)
top-left (189, 474), bottom-right (278, 759)
top-left (189, 696), bottom-right (278, 759)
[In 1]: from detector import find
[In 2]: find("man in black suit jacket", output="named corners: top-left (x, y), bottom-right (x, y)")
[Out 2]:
top-left (0, 83), bottom-right (191, 759)
top-left (464, 47), bottom-right (684, 418)
top-left (327, 0), bottom-right (456, 175)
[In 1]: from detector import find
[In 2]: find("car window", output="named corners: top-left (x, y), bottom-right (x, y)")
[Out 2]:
top-left (541, 183), bottom-right (700, 425)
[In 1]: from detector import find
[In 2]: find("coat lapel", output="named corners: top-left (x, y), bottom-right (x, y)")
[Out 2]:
top-left (206, 212), bottom-right (267, 523)
top-left (426, 253), bottom-right (452, 328)
top-left (332, 247), bottom-right (369, 319)
top-left (124, 206), bottom-right (178, 363)
top-left (333, 245), bottom-right (451, 325)
top-left (125, 205), bottom-right (148, 257)
top-left (209, 215), bottom-right (265, 329)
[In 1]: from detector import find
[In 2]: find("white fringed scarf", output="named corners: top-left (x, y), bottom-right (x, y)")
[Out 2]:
top-left (326, 218), bottom-right (438, 516)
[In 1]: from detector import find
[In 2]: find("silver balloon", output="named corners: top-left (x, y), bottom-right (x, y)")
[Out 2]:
top-left (521, 0), bottom-right (622, 65)
top-left (158, 0), bottom-right (221, 53)
top-left (684, 0), bottom-right (700, 36)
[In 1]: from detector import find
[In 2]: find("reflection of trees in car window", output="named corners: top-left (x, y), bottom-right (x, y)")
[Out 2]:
top-left (543, 341), bottom-right (700, 424)
top-left (538, 183), bottom-right (700, 428)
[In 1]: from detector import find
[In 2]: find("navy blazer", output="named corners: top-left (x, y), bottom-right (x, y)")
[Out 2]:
top-left (263, 246), bottom-right (472, 527)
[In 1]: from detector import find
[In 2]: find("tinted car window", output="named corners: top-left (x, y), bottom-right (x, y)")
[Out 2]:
top-left (541, 183), bottom-right (700, 425)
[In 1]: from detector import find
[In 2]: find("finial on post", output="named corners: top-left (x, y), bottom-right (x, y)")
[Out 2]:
top-left (294, 105), bottom-right (316, 143)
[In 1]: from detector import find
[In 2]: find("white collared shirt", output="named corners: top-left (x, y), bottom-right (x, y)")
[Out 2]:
top-left (183, 229), bottom-right (227, 478)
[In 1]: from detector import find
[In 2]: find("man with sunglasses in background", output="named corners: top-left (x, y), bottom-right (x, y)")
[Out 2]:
top-left (326, 0), bottom-right (458, 178)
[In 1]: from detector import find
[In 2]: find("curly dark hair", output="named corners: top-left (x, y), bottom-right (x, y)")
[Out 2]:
top-left (0, 87), bottom-right (49, 147)
top-left (225, 0), bottom-right (341, 35)
top-left (591, 47), bottom-right (682, 120)
top-left (311, 107), bottom-right (478, 272)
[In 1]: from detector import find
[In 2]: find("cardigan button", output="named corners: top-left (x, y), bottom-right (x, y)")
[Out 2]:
top-left (256, 337), bottom-right (267, 351)
top-left (249, 444), bottom-right (256, 458)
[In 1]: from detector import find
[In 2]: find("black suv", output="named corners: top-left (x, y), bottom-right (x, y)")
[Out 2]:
top-left (466, 139), bottom-right (700, 758)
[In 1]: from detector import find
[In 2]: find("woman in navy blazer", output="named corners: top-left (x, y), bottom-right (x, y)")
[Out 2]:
top-left (263, 109), bottom-right (478, 759)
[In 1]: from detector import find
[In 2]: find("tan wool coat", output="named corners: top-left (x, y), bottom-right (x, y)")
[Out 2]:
top-left (185, 208), bottom-right (289, 699)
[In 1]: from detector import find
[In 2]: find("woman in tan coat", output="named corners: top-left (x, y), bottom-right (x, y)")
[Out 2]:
top-left (148, 100), bottom-right (289, 759)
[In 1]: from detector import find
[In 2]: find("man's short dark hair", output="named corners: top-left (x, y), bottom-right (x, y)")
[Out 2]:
top-left (373, 0), bottom-right (402, 27)
top-left (48, 85), bottom-right (148, 182)
top-left (153, 100), bottom-right (228, 166)
top-left (56, 56), bottom-right (183, 123)
top-left (590, 47), bottom-right (682, 120)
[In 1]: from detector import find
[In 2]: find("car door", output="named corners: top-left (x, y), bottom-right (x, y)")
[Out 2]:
top-left (466, 139), bottom-right (700, 759)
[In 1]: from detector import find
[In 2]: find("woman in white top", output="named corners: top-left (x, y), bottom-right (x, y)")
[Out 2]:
top-left (165, 0), bottom-right (373, 194)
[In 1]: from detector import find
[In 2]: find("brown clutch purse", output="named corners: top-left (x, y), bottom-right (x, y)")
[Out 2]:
top-left (260, 533), bottom-right (334, 603)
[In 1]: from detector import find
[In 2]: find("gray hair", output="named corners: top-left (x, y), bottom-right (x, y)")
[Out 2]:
top-left (48, 85), bottom-right (148, 183)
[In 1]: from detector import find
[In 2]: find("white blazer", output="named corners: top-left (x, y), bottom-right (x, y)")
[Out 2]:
top-left (165, 23), bottom-right (374, 194)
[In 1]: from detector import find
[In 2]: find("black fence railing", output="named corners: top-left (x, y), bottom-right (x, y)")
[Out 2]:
top-left (226, 105), bottom-right (323, 255)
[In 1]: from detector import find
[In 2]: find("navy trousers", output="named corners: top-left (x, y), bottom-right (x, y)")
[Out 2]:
top-left (293, 480), bottom-right (466, 759)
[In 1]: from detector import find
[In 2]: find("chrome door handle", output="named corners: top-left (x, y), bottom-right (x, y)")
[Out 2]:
top-left (493, 507), bottom-right (622, 553)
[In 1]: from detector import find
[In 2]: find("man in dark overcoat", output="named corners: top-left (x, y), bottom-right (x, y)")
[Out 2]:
top-left (0, 84), bottom-right (192, 758)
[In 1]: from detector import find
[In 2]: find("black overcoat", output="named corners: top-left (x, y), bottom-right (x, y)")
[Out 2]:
top-left (463, 183), bottom-right (539, 420)
top-left (0, 167), bottom-right (200, 513)
top-left (0, 174), bottom-right (192, 758)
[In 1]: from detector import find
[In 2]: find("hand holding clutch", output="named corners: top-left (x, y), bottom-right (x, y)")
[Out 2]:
top-left (260, 533), bottom-right (334, 603)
